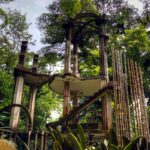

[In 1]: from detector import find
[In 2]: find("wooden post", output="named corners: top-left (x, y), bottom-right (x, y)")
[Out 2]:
top-left (26, 55), bottom-right (39, 132)
top-left (63, 24), bottom-right (72, 116)
top-left (9, 41), bottom-right (27, 132)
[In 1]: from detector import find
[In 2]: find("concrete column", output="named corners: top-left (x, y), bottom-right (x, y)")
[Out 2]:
top-left (9, 76), bottom-right (24, 131)
top-left (63, 82), bottom-right (70, 116)
top-left (28, 87), bottom-right (37, 126)
top-left (97, 17), bottom-right (112, 130)
top-left (63, 25), bottom-right (72, 116)
top-left (26, 55), bottom-right (39, 131)
top-left (9, 41), bottom-right (27, 132)
top-left (101, 93), bottom-right (112, 130)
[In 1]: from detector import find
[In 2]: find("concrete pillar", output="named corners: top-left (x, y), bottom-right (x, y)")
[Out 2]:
top-left (63, 25), bottom-right (72, 116)
top-left (101, 93), bottom-right (112, 130)
top-left (26, 55), bottom-right (39, 131)
top-left (9, 76), bottom-right (24, 132)
top-left (28, 87), bottom-right (37, 127)
top-left (63, 82), bottom-right (70, 116)
top-left (9, 41), bottom-right (28, 132)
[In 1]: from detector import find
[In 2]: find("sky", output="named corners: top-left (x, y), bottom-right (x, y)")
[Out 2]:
top-left (1, 0), bottom-right (143, 52)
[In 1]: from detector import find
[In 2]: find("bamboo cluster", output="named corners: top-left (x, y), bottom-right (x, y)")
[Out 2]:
top-left (128, 59), bottom-right (149, 141)
top-left (112, 49), bottom-right (131, 145)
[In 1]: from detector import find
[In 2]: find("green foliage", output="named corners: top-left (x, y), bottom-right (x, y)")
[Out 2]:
top-left (123, 136), bottom-right (130, 148)
top-left (63, 136), bottom-right (72, 149)
top-left (100, 129), bottom-right (146, 150)
top-left (123, 26), bottom-right (150, 61)
top-left (49, 128), bottom-right (56, 141)
top-left (0, 70), bottom-right (13, 102)
top-left (77, 124), bottom-right (86, 149)
top-left (53, 141), bottom-right (63, 150)
top-left (79, 49), bottom-right (99, 77)
top-left (56, 130), bottom-right (64, 144)
top-left (124, 136), bottom-right (140, 150)
top-left (68, 132), bottom-right (83, 150)
top-left (5, 10), bottom-right (32, 46)
top-left (80, 0), bottom-right (98, 14)
top-left (66, 126), bottom-right (72, 133)
top-left (108, 128), bottom-right (118, 146)
top-left (97, 141), bottom-right (108, 150)
top-left (110, 144), bottom-right (121, 150)
top-left (147, 105), bottom-right (150, 125)
top-left (34, 85), bottom-right (62, 129)
top-left (60, 0), bottom-right (81, 17)
top-left (0, 8), bottom-right (8, 28)
top-left (0, 9), bottom-right (32, 72)
top-left (50, 127), bottom-right (147, 150)
top-left (50, 125), bottom-right (85, 150)
top-left (38, 52), bottom-right (62, 74)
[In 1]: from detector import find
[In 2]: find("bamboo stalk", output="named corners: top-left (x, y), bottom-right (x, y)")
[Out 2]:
top-left (134, 62), bottom-right (144, 136)
top-left (131, 60), bottom-right (141, 136)
top-left (138, 65), bottom-right (150, 140)
top-left (123, 54), bottom-right (132, 139)
top-left (128, 59), bottom-right (138, 136)
top-left (112, 49), bottom-right (119, 140)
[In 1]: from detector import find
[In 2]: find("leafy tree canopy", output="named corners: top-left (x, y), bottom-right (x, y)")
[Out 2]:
top-left (0, 0), bottom-right (14, 4)
top-left (60, 0), bottom-right (81, 17)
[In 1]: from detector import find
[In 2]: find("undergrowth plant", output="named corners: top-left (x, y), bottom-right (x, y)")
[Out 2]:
top-left (49, 126), bottom-right (149, 150)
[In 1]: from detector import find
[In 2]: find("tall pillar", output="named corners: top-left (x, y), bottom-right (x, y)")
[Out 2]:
top-left (26, 55), bottom-right (39, 132)
top-left (72, 41), bottom-right (79, 123)
top-left (101, 93), bottom-right (112, 130)
top-left (73, 42), bottom-right (78, 77)
top-left (63, 24), bottom-right (72, 116)
top-left (63, 82), bottom-right (70, 116)
top-left (100, 33), bottom-right (112, 129)
top-left (9, 41), bottom-right (28, 132)
top-left (97, 16), bottom-right (112, 130)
